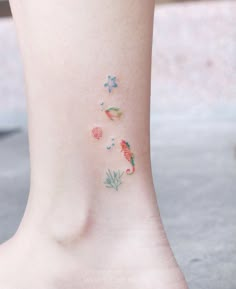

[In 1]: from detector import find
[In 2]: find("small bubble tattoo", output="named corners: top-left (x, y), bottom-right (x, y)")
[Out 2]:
top-left (106, 138), bottom-right (115, 150)
top-left (100, 101), bottom-right (105, 111)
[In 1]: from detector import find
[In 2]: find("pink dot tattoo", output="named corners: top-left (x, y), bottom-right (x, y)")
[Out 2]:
top-left (92, 127), bottom-right (103, 140)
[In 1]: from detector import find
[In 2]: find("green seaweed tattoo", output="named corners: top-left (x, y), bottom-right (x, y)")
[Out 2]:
top-left (104, 76), bottom-right (118, 93)
top-left (104, 169), bottom-right (124, 191)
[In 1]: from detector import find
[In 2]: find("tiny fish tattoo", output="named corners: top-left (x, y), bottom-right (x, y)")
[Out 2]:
top-left (105, 107), bottom-right (123, 121)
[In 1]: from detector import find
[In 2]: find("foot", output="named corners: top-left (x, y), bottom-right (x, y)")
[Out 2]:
top-left (0, 213), bottom-right (188, 289)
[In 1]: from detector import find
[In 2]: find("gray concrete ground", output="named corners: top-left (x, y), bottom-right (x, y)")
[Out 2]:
top-left (0, 1), bottom-right (236, 289)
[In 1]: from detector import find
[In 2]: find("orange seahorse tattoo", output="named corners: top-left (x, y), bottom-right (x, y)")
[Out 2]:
top-left (120, 140), bottom-right (135, 175)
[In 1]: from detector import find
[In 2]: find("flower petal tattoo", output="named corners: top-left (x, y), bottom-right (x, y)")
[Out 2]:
top-left (92, 127), bottom-right (103, 140)
top-left (104, 75), bottom-right (118, 93)
top-left (120, 140), bottom-right (135, 175)
top-left (105, 107), bottom-right (123, 121)
top-left (104, 169), bottom-right (124, 191)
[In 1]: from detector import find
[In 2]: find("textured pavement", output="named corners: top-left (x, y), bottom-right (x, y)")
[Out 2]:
top-left (0, 2), bottom-right (236, 289)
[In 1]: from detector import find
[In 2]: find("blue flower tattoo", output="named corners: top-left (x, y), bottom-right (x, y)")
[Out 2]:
top-left (104, 75), bottom-right (118, 93)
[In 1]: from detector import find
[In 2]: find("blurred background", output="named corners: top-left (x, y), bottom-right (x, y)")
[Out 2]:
top-left (0, 1), bottom-right (236, 289)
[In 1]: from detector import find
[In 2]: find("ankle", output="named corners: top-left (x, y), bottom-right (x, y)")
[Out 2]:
top-left (21, 174), bottom-right (158, 242)
top-left (19, 192), bottom-right (163, 253)
top-left (17, 211), bottom-right (175, 272)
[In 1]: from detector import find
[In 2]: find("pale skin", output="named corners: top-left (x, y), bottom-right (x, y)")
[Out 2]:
top-left (0, 0), bottom-right (188, 288)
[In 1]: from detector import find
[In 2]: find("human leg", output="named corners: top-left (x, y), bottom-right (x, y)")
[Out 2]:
top-left (0, 1), bottom-right (188, 288)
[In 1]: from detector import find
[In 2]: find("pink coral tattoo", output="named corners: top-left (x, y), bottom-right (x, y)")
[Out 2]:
top-left (92, 127), bottom-right (103, 140)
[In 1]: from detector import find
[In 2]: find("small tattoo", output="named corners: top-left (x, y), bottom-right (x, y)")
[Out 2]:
top-left (104, 169), bottom-right (124, 191)
top-left (106, 138), bottom-right (115, 150)
top-left (104, 75), bottom-right (118, 93)
top-left (92, 127), bottom-right (103, 140)
top-left (120, 140), bottom-right (135, 175)
top-left (105, 107), bottom-right (123, 121)
top-left (100, 101), bottom-right (105, 111)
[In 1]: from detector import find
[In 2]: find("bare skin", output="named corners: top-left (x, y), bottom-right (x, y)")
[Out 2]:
top-left (0, 0), bottom-right (188, 288)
